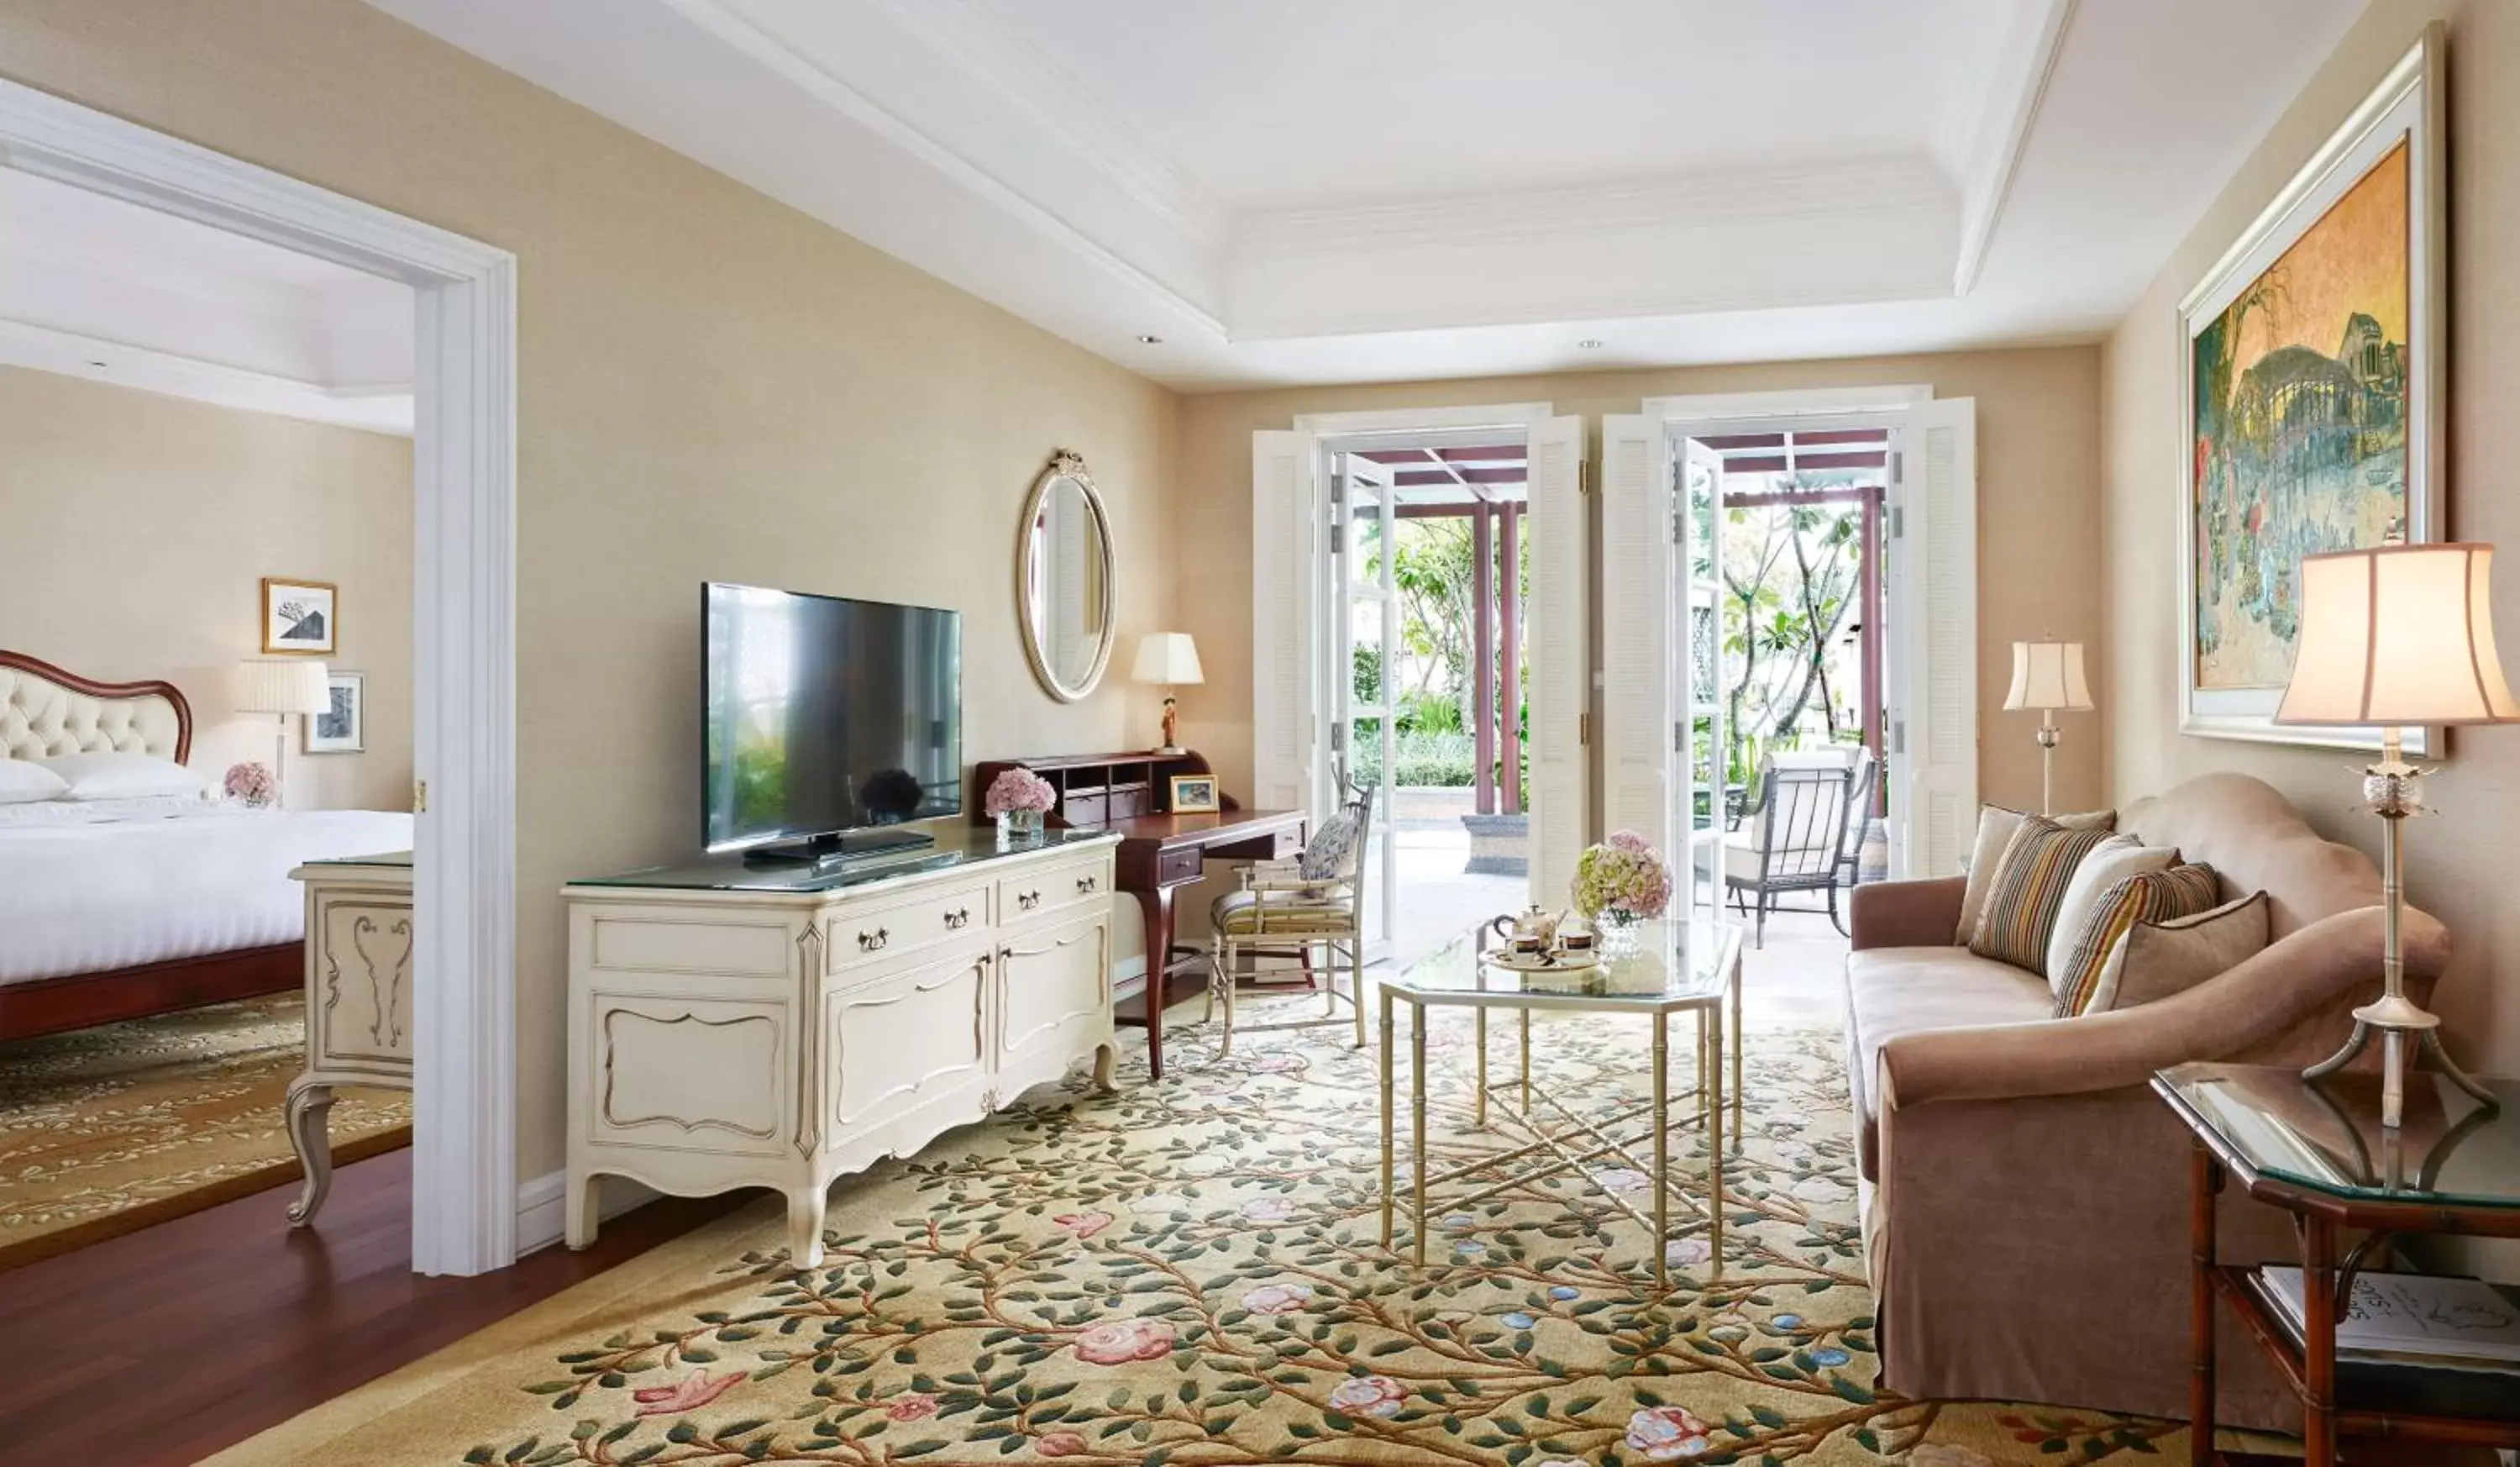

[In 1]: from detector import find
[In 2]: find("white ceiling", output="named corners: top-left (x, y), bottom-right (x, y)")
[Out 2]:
top-left (0, 169), bottom-right (415, 434)
top-left (364, 0), bottom-right (2367, 392)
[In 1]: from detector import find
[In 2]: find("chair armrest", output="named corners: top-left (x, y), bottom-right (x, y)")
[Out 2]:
top-left (1879, 904), bottom-right (2449, 1107)
top-left (1242, 859), bottom-right (1337, 894)
top-left (1848, 876), bottom-right (1966, 950)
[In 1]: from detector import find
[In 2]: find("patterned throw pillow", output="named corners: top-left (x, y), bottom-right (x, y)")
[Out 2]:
top-left (1298, 810), bottom-right (1360, 881)
top-left (1954, 804), bottom-right (2116, 944)
top-left (2050, 863), bottom-right (2223, 1016)
top-left (1965, 815), bottom-right (2121, 974)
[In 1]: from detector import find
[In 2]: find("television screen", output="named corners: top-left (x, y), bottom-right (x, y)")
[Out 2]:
top-left (702, 583), bottom-right (962, 853)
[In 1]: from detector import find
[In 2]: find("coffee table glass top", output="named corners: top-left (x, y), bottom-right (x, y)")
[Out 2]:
top-left (2158, 1062), bottom-right (2520, 1210)
top-left (1383, 918), bottom-right (1742, 1012)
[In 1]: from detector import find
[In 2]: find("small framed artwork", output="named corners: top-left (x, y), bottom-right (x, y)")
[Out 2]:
top-left (306, 671), bottom-right (365, 754)
top-left (262, 577), bottom-right (338, 655)
top-left (1168, 774), bottom-right (1219, 814)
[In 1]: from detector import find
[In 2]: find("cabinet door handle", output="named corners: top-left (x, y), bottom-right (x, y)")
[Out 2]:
top-left (943, 907), bottom-right (970, 929)
top-left (1018, 891), bottom-right (1042, 911)
top-left (1075, 875), bottom-right (1099, 895)
top-left (858, 927), bottom-right (889, 952)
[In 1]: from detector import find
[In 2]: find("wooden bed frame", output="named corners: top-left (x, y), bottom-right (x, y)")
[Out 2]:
top-left (0, 650), bottom-right (302, 1042)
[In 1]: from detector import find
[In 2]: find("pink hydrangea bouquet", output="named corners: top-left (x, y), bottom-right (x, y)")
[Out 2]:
top-left (983, 767), bottom-right (1056, 818)
top-left (224, 761), bottom-right (278, 809)
top-left (1572, 829), bottom-right (1672, 922)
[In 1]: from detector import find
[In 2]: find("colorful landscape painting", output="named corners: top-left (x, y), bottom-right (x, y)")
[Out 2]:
top-left (2191, 141), bottom-right (2409, 690)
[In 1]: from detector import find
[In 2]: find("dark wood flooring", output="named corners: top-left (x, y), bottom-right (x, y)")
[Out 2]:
top-left (0, 1148), bottom-right (734, 1464)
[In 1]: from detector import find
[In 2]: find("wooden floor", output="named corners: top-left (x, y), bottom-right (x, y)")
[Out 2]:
top-left (0, 1147), bottom-right (734, 1464)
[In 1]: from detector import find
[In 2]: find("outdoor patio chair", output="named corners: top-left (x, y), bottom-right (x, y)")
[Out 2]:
top-left (1828, 746), bottom-right (1878, 937)
top-left (1203, 776), bottom-right (1376, 1056)
top-left (1723, 749), bottom-right (1859, 948)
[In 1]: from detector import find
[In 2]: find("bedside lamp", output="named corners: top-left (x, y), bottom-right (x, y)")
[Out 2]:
top-left (1131, 633), bottom-right (1203, 755)
top-left (2003, 640), bottom-right (2092, 815)
top-left (2276, 544), bottom-right (2517, 1128)
top-left (232, 657), bottom-right (329, 807)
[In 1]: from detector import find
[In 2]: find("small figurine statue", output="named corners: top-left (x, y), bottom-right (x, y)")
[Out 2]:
top-left (1158, 695), bottom-right (1181, 755)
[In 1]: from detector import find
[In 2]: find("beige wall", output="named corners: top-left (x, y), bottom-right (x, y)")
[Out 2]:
top-left (2100, 0), bottom-right (2520, 1083)
top-left (1174, 346), bottom-right (2106, 823)
top-left (0, 366), bottom-right (414, 812)
top-left (0, 0), bottom-right (1176, 1185)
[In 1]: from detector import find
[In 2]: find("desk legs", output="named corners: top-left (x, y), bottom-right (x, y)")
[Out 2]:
top-left (1128, 885), bottom-right (1179, 1080)
top-left (2302, 1213), bottom-right (2337, 1467)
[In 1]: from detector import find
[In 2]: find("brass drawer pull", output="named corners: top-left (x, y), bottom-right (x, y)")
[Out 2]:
top-left (943, 908), bottom-right (970, 930)
top-left (1075, 875), bottom-right (1099, 895)
top-left (1018, 891), bottom-right (1042, 911)
top-left (858, 927), bottom-right (890, 952)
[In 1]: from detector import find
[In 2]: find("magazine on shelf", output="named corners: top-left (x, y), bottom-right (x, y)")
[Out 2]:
top-left (2256, 1267), bottom-right (2520, 1366)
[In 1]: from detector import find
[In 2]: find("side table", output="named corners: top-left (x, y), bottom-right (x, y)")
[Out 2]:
top-left (284, 851), bottom-right (415, 1226)
top-left (2153, 1062), bottom-right (2520, 1466)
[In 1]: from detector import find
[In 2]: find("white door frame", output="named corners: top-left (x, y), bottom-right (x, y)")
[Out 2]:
top-left (0, 81), bottom-right (521, 1275)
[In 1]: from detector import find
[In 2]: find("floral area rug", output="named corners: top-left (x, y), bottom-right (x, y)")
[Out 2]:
top-left (0, 993), bottom-right (409, 1269)
top-left (216, 1002), bottom-right (2185, 1465)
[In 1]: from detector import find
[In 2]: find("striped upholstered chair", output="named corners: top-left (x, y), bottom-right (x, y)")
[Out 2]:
top-left (1203, 778), bottom-right (1375, 1056)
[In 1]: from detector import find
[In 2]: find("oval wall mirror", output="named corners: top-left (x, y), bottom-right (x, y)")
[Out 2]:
top-left (1017, 450), bottom-right (1117, 702)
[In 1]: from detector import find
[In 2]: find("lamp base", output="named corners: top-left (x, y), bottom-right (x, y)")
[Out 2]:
top-left (1152, 744), bottom-right (1186, 756)
top-left (2303, 1006), bottom-right (2496, 1129)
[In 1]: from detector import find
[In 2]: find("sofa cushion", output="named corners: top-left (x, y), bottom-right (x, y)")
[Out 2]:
top-left (1955, 804), bottom-right (2116, 943)
top-left (2083, 890), bottom-right (2271, 1015)
top-left (2051, 863), bottom-right (2223, 1016)
top-left (1842, 945), bottom-right (2055, 1180)
top-left (1966, 817), bottom-right (2122, 972)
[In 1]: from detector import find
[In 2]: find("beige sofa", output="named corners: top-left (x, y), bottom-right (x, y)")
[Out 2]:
top-left (1844, 772), bottom-right (2449, 1429)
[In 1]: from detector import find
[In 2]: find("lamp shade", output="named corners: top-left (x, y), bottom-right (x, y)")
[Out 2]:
top-left (231, 657), bottom-right (330, 715)
top-left (1130, 632), bottom-right (1204, 686)
top-left (2276, 544), bottom-right (2520, 726)
top-left (2003, 641), bottom-right (2092, 712)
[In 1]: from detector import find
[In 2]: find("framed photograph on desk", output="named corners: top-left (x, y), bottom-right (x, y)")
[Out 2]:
top-left (1168, 774), bottom-right (1219, 813)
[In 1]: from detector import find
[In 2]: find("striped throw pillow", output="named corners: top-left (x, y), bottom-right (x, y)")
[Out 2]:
top-left (1965, 816), bottom-right (2120, 973)
top-left (2050, 864), bottom-right (2225, 1016)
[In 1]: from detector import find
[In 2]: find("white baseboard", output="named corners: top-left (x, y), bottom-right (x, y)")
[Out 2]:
top-left (1117, 953), bottom-right (1145, 982)
top-left (515, 1170), bottom-right (660, 1257)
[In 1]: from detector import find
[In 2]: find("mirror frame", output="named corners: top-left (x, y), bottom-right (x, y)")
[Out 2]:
top-left (1016, 448), bottom-right (1119, 703)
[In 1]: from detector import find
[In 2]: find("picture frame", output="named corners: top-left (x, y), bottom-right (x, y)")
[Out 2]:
top-left (1168, 774), bottom-right (1220, 814)
top-left (261, 577), bottom-right (339, 656)
top-left (305, 670), bottom-right (365, 754)
top-left (2176, 24), bottom-right (2444, 755)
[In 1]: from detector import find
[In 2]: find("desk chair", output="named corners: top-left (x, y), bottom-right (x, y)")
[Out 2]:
top-left (1204, 778), bottom-right (1374, 1055)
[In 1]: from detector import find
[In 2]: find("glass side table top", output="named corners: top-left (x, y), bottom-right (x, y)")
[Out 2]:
top-left (1383, 918), bottom-right (1742, 1012)
top-left (2157, 1062), bottom-right (2520, 1210)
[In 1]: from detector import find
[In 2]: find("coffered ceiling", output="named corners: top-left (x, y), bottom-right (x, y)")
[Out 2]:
top-left (367, 0), bottom-right (2369, 392)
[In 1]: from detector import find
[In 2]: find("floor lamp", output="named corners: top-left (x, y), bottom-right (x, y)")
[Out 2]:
top-left (2003, 640), bottom-right (2091, 815)
top-left (231, 657), bottom-right (330, 808)
top-left (2276, 544), bottom-right (2515, 1128)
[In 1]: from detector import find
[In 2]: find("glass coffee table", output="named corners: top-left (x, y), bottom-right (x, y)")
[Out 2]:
top-left (1378, 918), bottom-right (1745, 1289)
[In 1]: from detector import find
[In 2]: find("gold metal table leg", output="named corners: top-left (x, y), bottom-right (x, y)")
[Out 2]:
top-left (1731, 957), bottom-right (1744, 1150)
top-left (1379, 987), bottom-right (1396, 1248)
top-left (1710, 994), bottom-right (1726, 1276)
top-left (1518, 1008), bottom-right (1531, 1117)
top-left (1411, 1001), bottom-right (1428, 1267)
top-left (1474, 1008), bottom-right (1488, 1129)
top-left (1653, 1009), bottom-right (1670, 1292)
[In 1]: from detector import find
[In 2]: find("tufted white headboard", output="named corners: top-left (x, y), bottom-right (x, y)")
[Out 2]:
top-left (0, 651), bottom-right (192, 763)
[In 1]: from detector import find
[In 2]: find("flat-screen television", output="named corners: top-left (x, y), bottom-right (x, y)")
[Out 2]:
top-left (702, 583), bottom-right (962, 860)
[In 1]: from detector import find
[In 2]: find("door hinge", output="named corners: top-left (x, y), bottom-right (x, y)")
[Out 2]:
top-left (1890, 506), bottom-right (1906, 539)
top-left (1330, 521), bottom-right (1344, 555)
top-left (412, 778), bottom-right (428, 814)
top-left (1578, 712), bottom-right (1592, 746)
top-left (1330, 721), bottom-right (1347, 753)
top-left (1890, 449), bottom-right (1904, 485)
top-left (1673, 720), bottom-right (1685, 755)
top-left (1671, 507), bottom-right (1684, 546)
top-left (1892, 721), bottom-right (1907, 755)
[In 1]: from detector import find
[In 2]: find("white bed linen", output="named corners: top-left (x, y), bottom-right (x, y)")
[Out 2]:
top-left (0, 801), bottom-right (413, 985)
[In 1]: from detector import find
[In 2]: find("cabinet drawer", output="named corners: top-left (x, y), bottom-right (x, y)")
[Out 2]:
top-left (1155, 845), bottom-right (1205, 886)
top-left (997, 860), bottom-right (1107, 923)
top-left (827, 881), bottom-right (989, 975)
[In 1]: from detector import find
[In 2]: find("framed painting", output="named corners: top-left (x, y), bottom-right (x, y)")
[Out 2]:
top-left (306, 670), bottom-right (365, 754)
top-left (2178, 24), bottom-right (2444, 754)
top-left (261, 576), bottom-right (339, 656)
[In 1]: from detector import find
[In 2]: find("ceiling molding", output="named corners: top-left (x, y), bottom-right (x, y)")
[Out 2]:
top-left (0, 317), bottom-right (414, 434)
top-left (1946, 0), bottom-right (2078, 296)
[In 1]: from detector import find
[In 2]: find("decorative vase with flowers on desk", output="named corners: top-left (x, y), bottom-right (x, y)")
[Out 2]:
top-left (984, 765), bottom-right (1056, 845)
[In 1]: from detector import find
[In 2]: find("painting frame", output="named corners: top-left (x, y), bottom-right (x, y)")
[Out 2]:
top-left (1168, 774), bottom-right (1220, 814)
top-left (260, 576), bottom-right (339, 656)
top-left (305, 670), bottom-right (365, 755)
top-left (2177, 24), bottom-right (2444, 755)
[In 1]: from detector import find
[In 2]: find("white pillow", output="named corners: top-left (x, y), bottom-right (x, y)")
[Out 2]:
top-left (2040, 835), bottom-right (2179, 995)
top-left (0, 758), bottom-right (70, 805)
top-left (39, 752), bottom-right (207, 802)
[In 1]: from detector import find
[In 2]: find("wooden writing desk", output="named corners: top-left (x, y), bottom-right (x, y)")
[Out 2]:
top-left (972, 750), bottom-right (1305, 1078)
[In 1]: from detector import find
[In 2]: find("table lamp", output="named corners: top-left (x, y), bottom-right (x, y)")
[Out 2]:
top-left (1131, 633), bottom-right (1203, 755)
top-left (2276, 544), bottom-right (2516, 1128)
top-left (2003, 639), bottom-right (2092, 814)
top-left (232, 657), bottom-right (330, 808)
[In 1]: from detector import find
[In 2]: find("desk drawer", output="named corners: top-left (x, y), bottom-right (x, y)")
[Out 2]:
top-left (1156, 845), bottom-right (1205, 886)
top-left (998, 860), bottom-right (1107, 924)
top-left (827, 881), bottom-right (989, 975)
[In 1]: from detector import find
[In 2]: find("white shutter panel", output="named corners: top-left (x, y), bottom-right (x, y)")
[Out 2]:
top-left (1250, 430), bottom-right (1319, 817)
top-left (1524, 414), bottom-right (1590, 906)
top-left (1599, 413), bottom-right (1673, 861)
top-left (1890, 397), bottom-right (1978, 878)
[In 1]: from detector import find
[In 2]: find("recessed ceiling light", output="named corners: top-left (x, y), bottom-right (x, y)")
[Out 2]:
top-left (1134, 333), bottom-right (1163, 345)
top-left (1576, 339), bottom-right (1605, 350)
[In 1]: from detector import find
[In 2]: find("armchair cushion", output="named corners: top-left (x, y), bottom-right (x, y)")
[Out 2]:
top-left (1213, 887), bottom-right (1355, 936)
top-left (1298, 809), bottom-right (1361, 881)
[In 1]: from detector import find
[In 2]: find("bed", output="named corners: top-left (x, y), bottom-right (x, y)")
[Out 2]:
top-left (0, 650), bottom-right (414, 1041)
